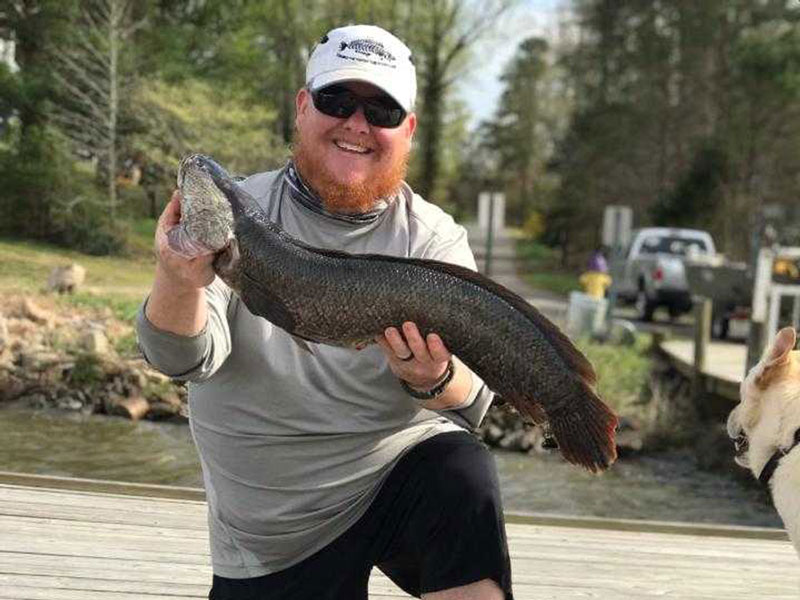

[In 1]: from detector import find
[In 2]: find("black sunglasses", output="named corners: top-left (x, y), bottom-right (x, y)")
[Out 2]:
top-left (310, 85), bottom-right (407, 129)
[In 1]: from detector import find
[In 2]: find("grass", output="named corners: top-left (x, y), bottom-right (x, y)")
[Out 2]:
top-left (515, 238), bottom-right (580, 297)
top-left (0, 221), bottom-right (157, 322)
top-left (577, 334), bottom-right (653, 420)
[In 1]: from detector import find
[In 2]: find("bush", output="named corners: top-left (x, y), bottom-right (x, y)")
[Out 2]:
top-left (0, 125), bottom-right (76, 240)
top-left (522, 211), bottom-right (545, 240)
top-left (0, 126), bottom-right (129, 256)
top-left (54, 215), bottom-right (128, 256)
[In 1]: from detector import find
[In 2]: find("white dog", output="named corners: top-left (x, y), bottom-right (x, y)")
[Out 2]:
top-left (727, 326), bottom-right (800, 555)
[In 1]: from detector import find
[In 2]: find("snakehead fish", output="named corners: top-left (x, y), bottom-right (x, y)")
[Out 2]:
top-left (169, 154), bottom-right (618, 472)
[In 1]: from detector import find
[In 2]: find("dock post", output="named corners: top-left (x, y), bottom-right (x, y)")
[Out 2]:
top-left (746, 248), bottom-right (774, 373)
top-left (692, 297), bottom-right (712, 401)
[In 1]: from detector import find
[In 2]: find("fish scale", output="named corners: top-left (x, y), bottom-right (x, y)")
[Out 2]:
top-left (172, 154), bottom-right (619, 472)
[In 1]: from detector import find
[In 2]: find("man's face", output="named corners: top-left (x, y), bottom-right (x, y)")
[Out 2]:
top-left (293, 81), bottom-right (417, 214)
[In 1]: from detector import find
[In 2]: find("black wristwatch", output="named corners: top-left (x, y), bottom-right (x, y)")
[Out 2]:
top-left (400, 359), bottom-right (455, 400)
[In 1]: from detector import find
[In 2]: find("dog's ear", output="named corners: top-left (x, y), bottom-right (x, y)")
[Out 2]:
top-left (769, 327), bottom-right (796, 363)
top-left (756, 327), bottom-right (796, 389)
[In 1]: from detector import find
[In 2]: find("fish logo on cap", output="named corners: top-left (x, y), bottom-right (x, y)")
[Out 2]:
top-left (338, 39), bottom-right (397, 64)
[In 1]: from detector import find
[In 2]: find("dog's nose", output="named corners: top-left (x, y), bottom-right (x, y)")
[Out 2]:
top-left (734, 434), bottom-right (749, 457)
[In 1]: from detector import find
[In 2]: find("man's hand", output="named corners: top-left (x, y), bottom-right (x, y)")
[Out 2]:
top-left (145, 191), bottom-right (214, 336)
top-left (154, 191), bottom-right (215, 290)
top-left (375, 321), bottom-right (471, 410)
top-left (376, 321), bottom-right (450, 387)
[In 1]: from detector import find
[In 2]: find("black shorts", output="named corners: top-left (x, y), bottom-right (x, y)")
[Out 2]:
top-left (209, 431), bottom-right (513, 600)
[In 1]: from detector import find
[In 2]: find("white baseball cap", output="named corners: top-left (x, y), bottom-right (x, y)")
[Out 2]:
top-left (306, 25), bottom-right (416, 113)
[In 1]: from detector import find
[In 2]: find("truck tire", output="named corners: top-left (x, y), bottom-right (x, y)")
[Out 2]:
top-left (667, 305), bottom-right (684, 320)
top-left (635, 289), bottom-right (655, 322)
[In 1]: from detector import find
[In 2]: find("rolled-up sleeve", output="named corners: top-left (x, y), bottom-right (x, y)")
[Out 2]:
top-left (135, 277), bottom-right (233, 381)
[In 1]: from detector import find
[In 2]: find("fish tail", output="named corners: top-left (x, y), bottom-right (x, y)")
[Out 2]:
top-left (547, 387), bottom-right (618, 473)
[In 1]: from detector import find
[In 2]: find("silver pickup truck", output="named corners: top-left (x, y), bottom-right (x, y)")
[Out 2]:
top-left (610, 227), bottom-right (716, 321)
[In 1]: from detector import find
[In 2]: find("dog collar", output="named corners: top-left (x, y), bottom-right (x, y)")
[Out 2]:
top-left (758, 429), bottom-right (800, 487)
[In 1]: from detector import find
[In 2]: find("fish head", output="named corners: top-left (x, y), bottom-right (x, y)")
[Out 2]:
top-left (176, 154), bottom-right (235, 253)
top-left (178, 154), bottom-right (230, 186)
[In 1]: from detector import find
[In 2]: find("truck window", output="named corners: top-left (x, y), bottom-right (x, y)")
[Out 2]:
top-left (639, 236), bottom-right (709, 256)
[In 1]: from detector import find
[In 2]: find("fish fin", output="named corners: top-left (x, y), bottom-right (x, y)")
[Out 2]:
top-left (237, 270), bottom-right (321, 353)
top-left (534, 386), bottom-right (618, 473)
top-left (238, 270), bottom-right (297, 333)
top-left (214, 239), bottom-right (241, 285)
top-left (525, 401), bottom-right (548, 425)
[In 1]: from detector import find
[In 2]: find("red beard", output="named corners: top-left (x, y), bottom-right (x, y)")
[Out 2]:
top-left (292, 128), bottom-right (408, 214)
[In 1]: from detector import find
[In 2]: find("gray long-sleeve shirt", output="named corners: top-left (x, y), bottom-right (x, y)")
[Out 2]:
top-left (136, 166), bottom-right (493, 578)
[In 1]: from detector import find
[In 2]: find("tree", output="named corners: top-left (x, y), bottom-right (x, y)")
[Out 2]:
top-left (0, 0), bottom-right (79, 238)
top-left (49, 0), bottom-right (142, 220)
top-left (129, 77), bottom-right (285, 217)
top-left (406, 0), bottom-right (515, 200)
top-left (545, 0), bottom-right (800, 263)
top-left (479, 37), bottom-right (564, 225)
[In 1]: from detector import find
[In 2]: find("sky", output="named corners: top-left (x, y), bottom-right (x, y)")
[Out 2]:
top-left (458, 0), bottom-right (567, 129)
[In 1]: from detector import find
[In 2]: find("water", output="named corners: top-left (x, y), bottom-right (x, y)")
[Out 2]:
top-left (0, 405), bottom-right (781, 528)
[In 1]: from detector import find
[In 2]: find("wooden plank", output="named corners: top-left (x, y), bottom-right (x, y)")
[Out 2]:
top-left (658, 338), bottom-right (745, 400)
top-left (0, 482), bottom-right (797, 599)
top-left (0, 485), bottom-right (205, 512)
top-left (0, 574), bottom-right (407, 599)
top-left (0, 472), bottom-right (205, 502)
top-left (0, 574), bottom-right (208, 596)
top-left (505, 513), bottom-right (789, 541)
top-left (2, 481), bottom-right (789, 541)
top-left (0, 516), bottom-right (208, 542)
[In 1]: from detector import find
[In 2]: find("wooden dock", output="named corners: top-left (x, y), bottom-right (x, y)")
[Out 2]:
top-left (1, 473), bottom-right (798, 599)
top-left (659, 338), bottom-right (746, 400)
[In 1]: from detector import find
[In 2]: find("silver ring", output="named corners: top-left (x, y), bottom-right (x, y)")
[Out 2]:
top-left (399, 353), bottom-right (414, 362)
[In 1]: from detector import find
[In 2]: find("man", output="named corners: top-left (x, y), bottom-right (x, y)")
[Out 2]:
top-left (136, 24), bottom-right (512, 600)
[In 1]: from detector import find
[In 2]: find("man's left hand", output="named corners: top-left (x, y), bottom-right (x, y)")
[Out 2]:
top-left (375, 321), bottom-right (466, 410)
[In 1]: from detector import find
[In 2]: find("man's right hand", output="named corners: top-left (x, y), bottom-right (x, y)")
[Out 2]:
top-left (145, 191), bottom-right (214, 336)
top-left (155, 190), bottom-right (216, 290)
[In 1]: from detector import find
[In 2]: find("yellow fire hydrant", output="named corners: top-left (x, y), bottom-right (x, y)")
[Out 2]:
top-left (579, 271), bottom-right (612, 300)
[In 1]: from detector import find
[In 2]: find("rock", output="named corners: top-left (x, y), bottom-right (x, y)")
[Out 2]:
top-left (148, 401), bottom-right (180, 419)
top-left (47, 263), bottom-right (86, 294)
top-left (0, 373), bottom-right (28, 402)
top-left (0, 313), bottom-right (7, 352)
top-left (27, 392), bottom-right (48, 408)
top-left (7, 317), bottom-right (38, 340)
top-left (22, 298), bottom-right (54, 326)
top-left (0, 347), bottom-right (13, 370)
top-left (497, 428), bottom-right (541, 452)
top-left (18, 350), bottom-right (62, 370)
top-left (105, 393), bottom-right (150, 421)
top-left (81, 328), bottom-right (109, 355)
top-left (484, 424), bottom-right (505, 445)
top-left (144, 369), bottom-right (171, 385)
top-left (57, 397), bottom-right (83, 411)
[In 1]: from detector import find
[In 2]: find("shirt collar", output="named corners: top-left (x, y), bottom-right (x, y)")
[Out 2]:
top-left (284, 161), bottom-right (389, 225)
